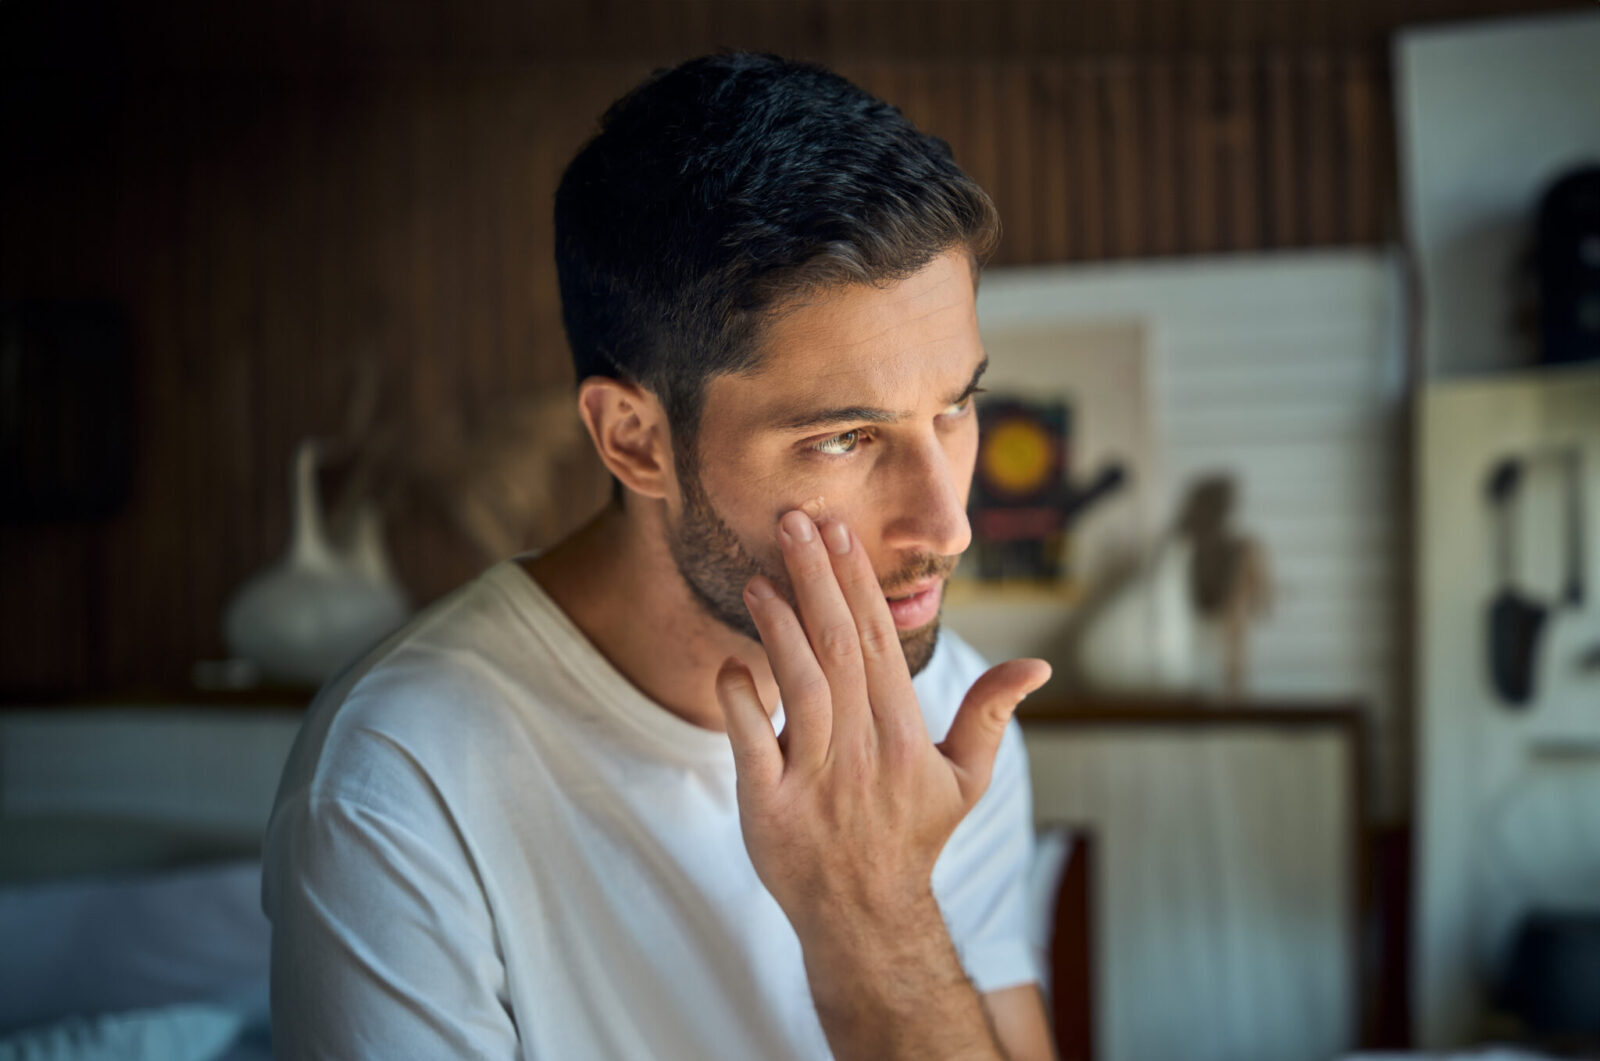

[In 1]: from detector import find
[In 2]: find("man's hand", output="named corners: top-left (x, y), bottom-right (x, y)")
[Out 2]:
top-left (715, 509), bottom-right (1050, 1060)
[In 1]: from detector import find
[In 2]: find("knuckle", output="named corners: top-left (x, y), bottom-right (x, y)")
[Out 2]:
top-left (792, 672), bottom-right (832, 708)
top-left (767, 607), bottom-right (804, 641)
top-left (816, 621), bottom-right (861, 664)
top-left (846, 751), bottom-right (874, 790)
top-left (857, 618), bottom-right (899, 657)
top-left (984, 698), bottom-right (1016, 731)
top-left (768, 608), bottom-right (814, 648)
top-left (845, 564), bottom-right (885, 600)
top-left (882, 724), bottom-right (925, 766)
top-left (791, 546), bottom-right (833, 581)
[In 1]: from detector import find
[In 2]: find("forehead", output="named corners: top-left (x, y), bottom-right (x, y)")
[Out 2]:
top-left (705, 249), bottom-right (983, 427)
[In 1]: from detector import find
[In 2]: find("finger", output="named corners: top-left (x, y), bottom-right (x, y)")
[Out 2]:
top-left (939, 658), bottom-right (1051, 806)
top-left (777, 510), bottom-right (872, 741)
top-left (742, 575), bottom-right (832, 769)
top-left (819, 519), bottom-right (920, 740)
top-left (715, 658), bottom-right (783, 796)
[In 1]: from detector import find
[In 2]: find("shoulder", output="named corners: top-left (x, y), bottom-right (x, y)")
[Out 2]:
top-left (275, 565), bottom-right (558, 814)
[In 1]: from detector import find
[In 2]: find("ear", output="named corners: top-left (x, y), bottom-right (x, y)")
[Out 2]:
top-left (576, 377), bottom-right (677, 502)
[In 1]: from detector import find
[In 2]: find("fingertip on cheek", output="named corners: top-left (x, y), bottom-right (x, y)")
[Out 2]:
top-left (778, 509), bottom-right (815, 546)
top-left (745, 576), bottom-right (777, 601)
top-left (820, 518), bottom-right (850, 555)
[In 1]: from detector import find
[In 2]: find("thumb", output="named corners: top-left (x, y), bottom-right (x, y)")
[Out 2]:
top-left (939, 658), bottom-right (1051, 806)
top-left (715, 658), bottom-right (783, 795)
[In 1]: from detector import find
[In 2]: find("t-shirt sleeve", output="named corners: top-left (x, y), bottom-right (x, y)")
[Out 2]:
top-left (262, 743), bottom-right (520, 1060)
top-left (933, 717), bottom-right (1041, 994)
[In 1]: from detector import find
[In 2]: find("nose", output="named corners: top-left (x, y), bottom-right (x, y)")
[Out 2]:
top-left (879, 431), bottom-right (972, 559)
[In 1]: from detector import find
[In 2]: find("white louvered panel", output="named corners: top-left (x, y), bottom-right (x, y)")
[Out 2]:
top-left (1163, 356), bottom-right (1388, 399)
top-left (1246, 540), bottom-right (1396, 586)
top-left (1025, 724), bottom-right (1357, 1061)
top-left (1252, 631), bottom-right (1400, 672)
top-left (1164, 410), bottom-right (1394, 447)
top-left (977, 250), bottom-right (1406, 815)
top-left (1170, 323), bottom-right (1394, 359)
top-left (1255, 508), bottom-right (1396, 545)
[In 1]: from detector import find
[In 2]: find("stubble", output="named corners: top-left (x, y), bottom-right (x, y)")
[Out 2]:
top-left (667, 471), bottom-right (950, 677)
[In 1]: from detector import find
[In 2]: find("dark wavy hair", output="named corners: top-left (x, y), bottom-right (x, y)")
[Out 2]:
top-left (554, 52), bottom-right (999, 466)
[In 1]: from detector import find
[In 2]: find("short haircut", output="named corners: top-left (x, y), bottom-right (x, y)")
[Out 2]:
top-left (554, 52), bottom-right (999, 462)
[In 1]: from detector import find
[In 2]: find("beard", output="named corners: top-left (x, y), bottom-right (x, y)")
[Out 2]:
top-left (666, 468), bottom-right (952, 677)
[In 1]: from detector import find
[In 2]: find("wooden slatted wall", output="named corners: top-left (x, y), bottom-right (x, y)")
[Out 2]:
top-left (0, 0), bottom-right (1584, 697)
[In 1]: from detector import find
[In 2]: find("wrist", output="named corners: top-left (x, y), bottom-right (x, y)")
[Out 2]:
top-left (795, 887), bottom-right (948, 976)
top-left (797, 893), bottom-right (999, 1060)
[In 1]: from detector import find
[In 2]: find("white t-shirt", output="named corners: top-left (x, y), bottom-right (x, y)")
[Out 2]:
top-left (262, 557), bottom-right (1038, 1060)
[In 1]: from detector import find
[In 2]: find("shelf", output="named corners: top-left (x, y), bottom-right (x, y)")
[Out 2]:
top-left (1018, 695), bottom-right (1367, 728)
top-left (0, 686), bottom-right (315, 710)
top-left (944, 577), bottom-right (1084, 607)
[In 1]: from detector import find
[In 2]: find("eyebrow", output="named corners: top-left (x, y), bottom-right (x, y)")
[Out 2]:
top-left (774, 357), bottom-right (989, 432)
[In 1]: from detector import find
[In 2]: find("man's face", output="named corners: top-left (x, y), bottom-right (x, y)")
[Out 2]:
top-left (666, 248), bottom-right (984, 676)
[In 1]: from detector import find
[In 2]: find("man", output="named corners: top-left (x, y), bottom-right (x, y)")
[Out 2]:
top-left (264, 52), bottom-right (1055, 1060)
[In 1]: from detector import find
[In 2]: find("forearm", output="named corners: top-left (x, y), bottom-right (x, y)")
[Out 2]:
top-left (798, 892), bottom-right (1008, 1061)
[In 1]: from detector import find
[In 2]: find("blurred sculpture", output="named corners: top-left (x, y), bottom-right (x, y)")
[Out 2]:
top-left (1178, 476), bottom-right (1273, 698)
top-left (399, 388), bottom-right (611, 562)
top-left (315, 358), bottom-right (611, 569)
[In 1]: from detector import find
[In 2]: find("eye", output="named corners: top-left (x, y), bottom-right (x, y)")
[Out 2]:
top-left (942, 389), bottom-right (985, 418)
top-left (811, 429), bottom-right (863, 456)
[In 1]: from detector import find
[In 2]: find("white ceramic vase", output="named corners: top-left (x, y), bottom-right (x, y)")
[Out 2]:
top-left (223, 439), bottom-right (412, 687)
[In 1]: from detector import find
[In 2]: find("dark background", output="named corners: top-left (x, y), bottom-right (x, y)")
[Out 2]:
top-left (0, 0), bottom-right (1585, 699)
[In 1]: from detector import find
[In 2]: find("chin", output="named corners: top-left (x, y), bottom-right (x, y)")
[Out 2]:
top-left (900, 620), bottom-right (941, 677)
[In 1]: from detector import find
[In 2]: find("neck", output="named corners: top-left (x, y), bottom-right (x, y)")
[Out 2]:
top-left (521, 500), bottom-right (780, 732)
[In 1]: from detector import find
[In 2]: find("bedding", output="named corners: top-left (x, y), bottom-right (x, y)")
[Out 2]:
top-left (0, 836), bottom-right (1076, 1061)
top-left (0, 860), bottom-right (269, 1061)
top-left (0, 1003), bottom-right (249, 1061)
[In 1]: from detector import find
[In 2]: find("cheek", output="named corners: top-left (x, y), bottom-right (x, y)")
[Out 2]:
top-left (716, 456), bottom-right (848, 532)
top-left (699, 461), bottom-right (824, 564)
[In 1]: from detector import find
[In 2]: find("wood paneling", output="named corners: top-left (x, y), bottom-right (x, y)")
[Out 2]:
top-left (0, 0), bottom-right (1582, 697)
top-left (81, 0), bottom-right (1590, 69)
top-left (1, 66), bottom-right (639, 695)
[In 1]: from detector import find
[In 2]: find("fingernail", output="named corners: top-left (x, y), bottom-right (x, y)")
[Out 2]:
top-left (822, 520), bottom-right (850, 555)
top-left (746, 577), bottom-right (777, 600)
top-left (780, 509), bottom-right (814, 544)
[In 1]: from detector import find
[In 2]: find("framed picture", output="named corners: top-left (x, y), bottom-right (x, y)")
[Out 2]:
top-left (971, 318), bottom-right (1158, 587)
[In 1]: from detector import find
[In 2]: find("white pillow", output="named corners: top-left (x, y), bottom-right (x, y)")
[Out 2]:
top-left (0, 1002), bottom-right (244, 1061)
top-left (0, 860), bottom-right (268, 1034)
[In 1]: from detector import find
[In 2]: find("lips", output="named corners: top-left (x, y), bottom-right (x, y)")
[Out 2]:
top-left (885, 578), bottom-right (940, 602)
top-left (885, 579), bottom-right (943, 630)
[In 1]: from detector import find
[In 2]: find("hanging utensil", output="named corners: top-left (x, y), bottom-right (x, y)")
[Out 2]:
top-left (1484, 448), bottom-right (1590, 707)
top-left (1486, 457), bottom-right (1547, 707)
